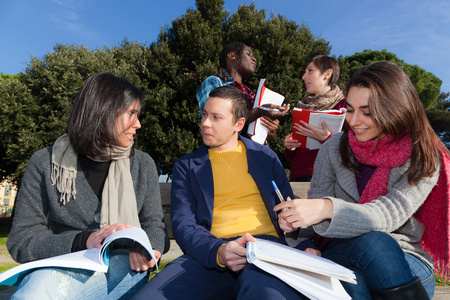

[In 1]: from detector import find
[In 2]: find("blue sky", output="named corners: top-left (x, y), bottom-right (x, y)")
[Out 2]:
top-left (1, 0), bottom-right (449, 93)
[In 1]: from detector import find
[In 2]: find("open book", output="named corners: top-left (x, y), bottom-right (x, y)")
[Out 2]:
top-left (0, 227), bottom-right (158, 286)
top-left (247, 239), bottom-right (356, 300)
top-left (292, 107), bottom-right (346, 150)
top-left (247, 79), bottom-right (285, 144)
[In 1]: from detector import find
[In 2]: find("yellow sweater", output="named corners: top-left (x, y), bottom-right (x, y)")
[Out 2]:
top-left (209, 141), bottom-right (277, 238)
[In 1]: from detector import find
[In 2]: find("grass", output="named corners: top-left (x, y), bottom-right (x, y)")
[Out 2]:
top-left (149, 260), bottom-right (168, 279)
top-left (0, 262), bottom-right (20, 273)
top-left (0, 219), bottom-right (10, 246)
top-left (435, 273), bottom-right (450, 286)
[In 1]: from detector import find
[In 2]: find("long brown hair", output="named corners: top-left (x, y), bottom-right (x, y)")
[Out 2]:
top-left (339, 61), bottom-right (447, 184)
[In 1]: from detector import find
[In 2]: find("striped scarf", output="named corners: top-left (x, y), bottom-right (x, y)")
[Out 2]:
top-left (218, 68), bottom-right (255, 104)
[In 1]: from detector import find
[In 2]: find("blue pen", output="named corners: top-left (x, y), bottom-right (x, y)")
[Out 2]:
top-left (271, 181), bottom-right (285, 203)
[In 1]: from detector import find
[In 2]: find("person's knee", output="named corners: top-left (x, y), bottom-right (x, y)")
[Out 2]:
top-left (356, 231), bottom-right (403, 258)
top-left (12, 268), bottom-right (84, 299)
top-left (325, 232), bottom-right (409, 274)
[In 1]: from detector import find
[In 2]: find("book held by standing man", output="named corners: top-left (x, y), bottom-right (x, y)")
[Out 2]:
top-left (247, 79), bottom-right (285, 144)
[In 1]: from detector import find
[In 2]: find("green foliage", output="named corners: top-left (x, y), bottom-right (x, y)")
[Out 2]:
top-left (426, 109), bottom-right (450, 147)
top-left (436, 92), bottom-right (450, 111)
top-left (345, 50), bottom-right (442, 109)
top-left (1, 1), bottom-right (449, 184)
top-left (0, 73), bottom-right (19, 81)
top-left (0, 41), bottom-right (154, 184)
top-left (136, 1), bottom-right (331, 175)
top-left (345, 49), bottom-right (448, 147)
top-left (0, 78), bottom-right (38, 183)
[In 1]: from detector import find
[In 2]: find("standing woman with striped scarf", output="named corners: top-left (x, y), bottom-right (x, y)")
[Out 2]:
top-left (7, 73), bottom-right (168, 299)
top-left (275, 61), bottom-right (450, 299)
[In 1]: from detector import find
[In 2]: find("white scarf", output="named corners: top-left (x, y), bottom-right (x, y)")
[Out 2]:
top-left (51, 134), bottom-right (141, 228)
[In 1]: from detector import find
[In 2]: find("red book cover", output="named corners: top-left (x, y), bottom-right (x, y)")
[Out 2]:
top-left (247, 79), bottom-right (285, 144)
top-left (292, 108), bottom-right (346, 150)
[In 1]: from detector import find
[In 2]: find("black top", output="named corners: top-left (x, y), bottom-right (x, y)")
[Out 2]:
top-left (71, 155), bottom-right (111, 252)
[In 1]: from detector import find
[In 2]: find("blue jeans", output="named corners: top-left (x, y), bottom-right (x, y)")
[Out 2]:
top-left (131, 235), bottom-right (311, 300)
top-left (11, 249), bottom-right (149, 300)
top-left (322, 231), bottom-right (435, 299)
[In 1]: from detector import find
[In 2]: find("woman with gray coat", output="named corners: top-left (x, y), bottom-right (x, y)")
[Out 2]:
top-left (7, 73), bottom-right (168, 299)
top-left (275, 61), bottom-right (449, 300)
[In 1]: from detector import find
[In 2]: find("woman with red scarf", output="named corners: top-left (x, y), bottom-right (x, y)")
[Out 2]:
top-left (196, 41), bottom-right (290, 141)
top-left (275, 61), bottom-right (449, 299)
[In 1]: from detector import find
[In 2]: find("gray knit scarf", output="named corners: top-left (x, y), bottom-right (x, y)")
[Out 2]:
top-left (51, 134), bottom-right (141, 229)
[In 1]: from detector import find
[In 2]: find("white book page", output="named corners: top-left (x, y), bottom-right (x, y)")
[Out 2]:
top-left (306, 111), bottom-right (346, 150)
top-left (252, 259), bottom-right (351, 300)
top-left (248, 239), bottom-right (355, 283)
top-left (0, 249), bottom-right (106, 286)
top-left (0, 227), bottom-right (156, 286)
top-left (100, 227), bottom-right (158, 271)
top-left (247, 79), bottom-right (284, 144)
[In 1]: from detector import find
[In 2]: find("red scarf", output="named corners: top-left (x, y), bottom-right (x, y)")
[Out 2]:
top-left (349, 130), bottom-right (450, 280)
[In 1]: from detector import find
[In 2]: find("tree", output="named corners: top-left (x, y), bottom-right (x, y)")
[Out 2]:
top-left (0, 42), bottom-right (153, 184)
top-left (345, 50), bottom-right (442, 109)
top-left (0, 73), bottom-right (20, 81)
top-left (0, 77), bottom-right (37, 183)
top-left (345, 50), bottom-right (448, 146)
top-left (146, 1), bottom-right (330, 175)
top-left (435, 92), bottom-right (450, 111)
top-left (3, 1), bottom-right (447, 185)
top-left (427, 92), bottom-right (450, 147)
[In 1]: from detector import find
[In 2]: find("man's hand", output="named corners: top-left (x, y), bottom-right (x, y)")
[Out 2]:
top-left (247, 103), bottom-right (290, 124)
top-left (260, 117), bottom-right (279, 141)
top-left (129, 242), bottom-right (161, 272)
top-left (305, 248), bottom-right (321, 257)
top-left (86, 223), bottom-right (131, 249)
top-left (259, 103), bottom-right (290, 120)
top-left (217, 233), bottom-right (257, 272)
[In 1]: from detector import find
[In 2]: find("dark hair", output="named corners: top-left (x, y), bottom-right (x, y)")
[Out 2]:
top-left (219, 41), bottom-right (246, 69)
top-left (304, 55), bottom-right (340, 86)
top-left (209, 86), bottom-right (249, 122)
top-left (66, 72), bottom-right (144, 157)
top-left (339, 61), bottom-right (448, 184)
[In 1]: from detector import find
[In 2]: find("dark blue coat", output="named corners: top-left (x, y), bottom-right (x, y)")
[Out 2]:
top-left (170, 136), bottom-right (294, 270)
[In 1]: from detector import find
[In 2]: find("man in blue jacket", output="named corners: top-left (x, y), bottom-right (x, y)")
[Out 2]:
top-left (132, 86), bottom-right (315, 300)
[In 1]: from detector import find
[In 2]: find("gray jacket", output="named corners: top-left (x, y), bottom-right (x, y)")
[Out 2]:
top-left (293, 132), bottom-right (439, 267)
top-left (7, 146), bottom-right (167, 263)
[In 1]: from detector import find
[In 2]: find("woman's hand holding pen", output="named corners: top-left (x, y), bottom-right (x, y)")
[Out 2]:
top-left (274, 198), bottom-right (334, 229)
top-left (278, 197), bottom-right (297, 232)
